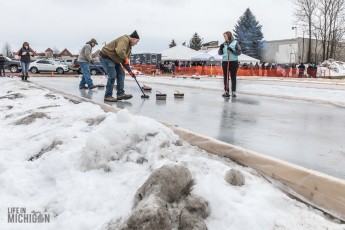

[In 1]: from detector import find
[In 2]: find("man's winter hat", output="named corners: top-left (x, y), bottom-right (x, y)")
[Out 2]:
top-left (88, 38), bottom-right (98, 45)
top-left (130, 30), bottom-right (140, 39)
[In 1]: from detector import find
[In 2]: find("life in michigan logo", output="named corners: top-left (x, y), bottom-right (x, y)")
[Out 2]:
top-left (8, 207), bottom-right (50, 223)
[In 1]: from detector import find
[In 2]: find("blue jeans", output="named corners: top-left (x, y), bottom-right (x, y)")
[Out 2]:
top-left (21, 61), bottom-right (30, 75)
top-left (79, 62), bottom-right (94, 87)
top-left (99, 57), bottom-right (125, 97)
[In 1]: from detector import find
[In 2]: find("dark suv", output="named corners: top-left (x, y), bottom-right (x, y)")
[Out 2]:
top-left (70, 59), bottom-right (106, 75)
top-left (4, 57), bottom-right (22, 73)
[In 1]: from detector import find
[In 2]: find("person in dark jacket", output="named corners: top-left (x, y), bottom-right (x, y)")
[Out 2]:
top-left (77, 38), bottom-right (98, 89)
top-left (284, 64), bottom-right (291, 77)
top-left (311, 63), bottom-right (318, 78)
top-left (261, 62), bottom-right (266, 76)
top-left (18, 42), bottom-right (34, 81)
top-left (291, 63), bottom-right (297, 77)
top-left (254, 62), bottom-right (260, 76)
top-left (298, 63), bottom-right (305, 78)
top-left (99, 30), bottom-right (139, 102)
top-left (306, 63), bottom-right (318, 78)
top-left (0, 54), bottom-right (6, 77)
top-left (218, 31), bottom-right (242, 97)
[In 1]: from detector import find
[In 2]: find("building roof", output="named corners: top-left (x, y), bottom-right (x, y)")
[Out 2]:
top-left (45, 48), bottom-right (53, 52)
top-left (58, 48), bottom-right (73, 57)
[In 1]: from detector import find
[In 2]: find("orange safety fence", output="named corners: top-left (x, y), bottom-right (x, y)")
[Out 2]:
top-left (131, 64), bottom-right (317, 78)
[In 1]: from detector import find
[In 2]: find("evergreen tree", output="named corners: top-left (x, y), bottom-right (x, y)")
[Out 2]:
top-left (189, 32), bottom-right (202, 51)
top-left (169, 39), bottom-right (177, 48)
top-left (234, 8), bottom-right (264, 59)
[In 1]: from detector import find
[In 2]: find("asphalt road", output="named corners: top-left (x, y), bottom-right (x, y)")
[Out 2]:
top-left (33, 76), bottom-right (345, 180)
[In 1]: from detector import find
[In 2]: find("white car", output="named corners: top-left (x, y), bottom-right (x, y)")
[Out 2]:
top-left (29, 59), bottom-right (69, 74)
top-left (59, 58), bottom-right (75, 67)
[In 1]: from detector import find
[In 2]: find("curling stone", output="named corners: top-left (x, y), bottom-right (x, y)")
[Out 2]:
top-left (156, 91), bottom-right (167, 100)
top-left (174, 90), bottom-right (184, 98)
top-left (141, 84), bottom-right (152, 91)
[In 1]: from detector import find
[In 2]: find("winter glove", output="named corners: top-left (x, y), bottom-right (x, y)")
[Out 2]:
top-left (123, 63), bottom-right (131, 73)
top-left (90, 59), bottom-right (94, 64)
top-left (227, 47), bottom-right (234, 53)
top-left (123, 63), bottom-right (135, 78)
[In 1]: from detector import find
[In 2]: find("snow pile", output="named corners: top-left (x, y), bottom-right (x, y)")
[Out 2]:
top-left (114, 164), bottom-right (209, 230)
top-left (0, 79), bottom-right (344, 230)
top-left (320, 59), bottom-right (345, 76)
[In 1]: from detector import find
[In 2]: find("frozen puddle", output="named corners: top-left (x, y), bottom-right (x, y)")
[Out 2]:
top-left (0, 79), bottom-right (344, 230)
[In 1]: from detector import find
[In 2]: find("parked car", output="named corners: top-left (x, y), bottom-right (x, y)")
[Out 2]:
top-left (90, 62), bottom-right (106, 75)
top-left (4, 57), bottom-right (22, 73)
top-left (29, 59), bottom-right (69, 74)
top-left (60, 58), bottom-right (75, 68)
top-left (69, 59), bottom-right (80, 73)
top-left (70, 59), bottom-right (106, 75)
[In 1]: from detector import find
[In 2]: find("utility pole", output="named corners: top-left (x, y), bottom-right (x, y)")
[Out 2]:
top-left (302, 30), bottom-right (305, 63)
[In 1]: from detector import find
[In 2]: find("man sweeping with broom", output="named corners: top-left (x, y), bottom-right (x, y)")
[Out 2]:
top-left (78, 38), bottom-right (98, 89)
top-left (218, 31), bottom-right (242, 97)
top-left (99, 30), bottom-right (140, 102)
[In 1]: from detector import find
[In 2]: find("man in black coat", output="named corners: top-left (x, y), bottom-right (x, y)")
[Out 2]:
top-left (298, 63), bottom-right (305, 78)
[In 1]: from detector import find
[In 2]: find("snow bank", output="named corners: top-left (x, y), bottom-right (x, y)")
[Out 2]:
top-left (0, 79), bottom-right (344, 230)
top-left (320, 59), bottom-right (345, 76)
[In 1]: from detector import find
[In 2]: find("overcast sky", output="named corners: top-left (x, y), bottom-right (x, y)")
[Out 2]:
top-left (0, 0), bottom-right (297, 54)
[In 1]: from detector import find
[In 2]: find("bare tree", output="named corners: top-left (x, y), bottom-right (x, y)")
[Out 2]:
top-left (2, 42), bottom-right (14, 58)
top-left (318, 0), bottom-right (331, 60)
top-left (317, 0), bottom-right (345, 60)
top-left (328, 0), bottom-right (345, 59)
top-left (53, 47), bottom-right (60, 58)
top-left (295, 0), bottom-right (345, 62)
top-left (294, 0), bottom-right (317, 63)
top-left (311, 18), bottom-right (323, 63)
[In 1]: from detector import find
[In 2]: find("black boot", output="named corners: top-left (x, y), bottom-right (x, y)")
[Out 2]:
top-left (21, 74), bottom-right (25, 81)
top-left (222, 91), bottom-right (230, 97)
top-left (24, 74), bottom-right (28, 81)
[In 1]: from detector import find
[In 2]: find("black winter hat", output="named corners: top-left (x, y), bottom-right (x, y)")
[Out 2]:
top-left (130, 30), bottom-right (140, 39)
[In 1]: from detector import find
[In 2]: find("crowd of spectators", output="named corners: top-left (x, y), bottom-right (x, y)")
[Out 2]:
top-left (239, 62), bottom-right (318, 78)
top-left (149, 60), bottom-right (319, 78)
